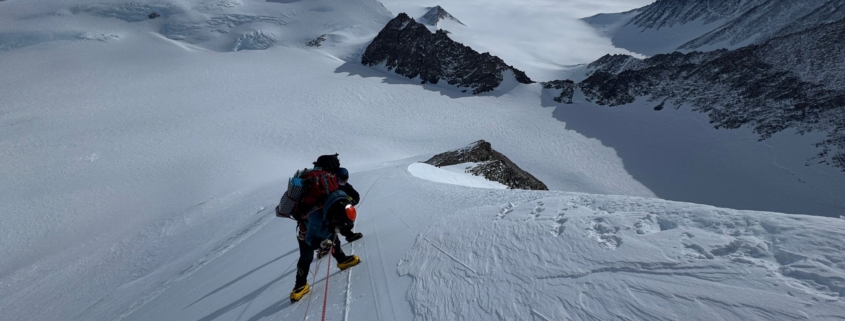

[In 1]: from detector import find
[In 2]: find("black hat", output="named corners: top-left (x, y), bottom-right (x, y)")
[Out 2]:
top-left (313, 153), bottom-right (340, 171)
top-left (336, 167), bottom-right (349, 181)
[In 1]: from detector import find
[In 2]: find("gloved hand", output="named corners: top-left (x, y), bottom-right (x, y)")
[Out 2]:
top-left (320, 239), bottom-right (334, 250)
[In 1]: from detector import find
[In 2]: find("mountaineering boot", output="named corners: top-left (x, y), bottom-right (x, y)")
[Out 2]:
top-left (290, 284), bottom-right (310, 302)
top-left (345, 232), bottom-right (363, 243)
top-left (290, 267), bottom-right (309, 302)
top-left (337, 255), bottom-right (361, 270)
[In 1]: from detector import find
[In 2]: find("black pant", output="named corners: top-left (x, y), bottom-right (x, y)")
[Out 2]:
top-left (338, 222), bottom-right (356, 239)
top-left (295, 233), bottom-right (348, 288)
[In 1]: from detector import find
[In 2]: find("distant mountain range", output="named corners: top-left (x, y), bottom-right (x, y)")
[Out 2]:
top-left (584, 0), bottom-right (845, 55)
top-left (360, 2), bottom-right (845, 171)
top-left (553, 0), bottom-right (845, 171)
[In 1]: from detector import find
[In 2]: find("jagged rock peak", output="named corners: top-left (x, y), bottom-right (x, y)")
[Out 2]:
top-left (424, 140), bottom-right (548, 190)
top-left (421, 5), bottom-right (465, 26)
top-left (361, 13), bottom-right (532, 95)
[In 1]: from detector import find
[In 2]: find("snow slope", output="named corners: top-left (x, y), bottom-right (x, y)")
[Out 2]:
top-left (408, 162), bottom-right (508, 189)
top-left (547, 95), bottom-right (845, 218)
top-left (113, 161), bottom-right (845, 321)
top-left (2, 0), bottom-right (844, 320)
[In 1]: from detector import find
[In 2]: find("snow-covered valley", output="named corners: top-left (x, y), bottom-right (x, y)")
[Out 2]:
top-left (1, 0), bottom-right (844, 320)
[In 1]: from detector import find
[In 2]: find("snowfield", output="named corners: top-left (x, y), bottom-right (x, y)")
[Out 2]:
top-left (1, 0), bottom-right (844, 320)
top-left (117, 162), bottom-right (845, 321)
top-left (402, 181), bottom-right (845, 320)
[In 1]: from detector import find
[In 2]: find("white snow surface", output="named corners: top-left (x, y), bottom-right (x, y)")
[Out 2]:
top-left (550, 95), bottom-right (845, 218)
top-left (588, 14), bottom-right (724, 56)
top-left (408, 162), bottom-right (508, 189)
top-left (121, 162), bottom-right (845, 321)
top-left (2, 0), bottom-right (845, 320)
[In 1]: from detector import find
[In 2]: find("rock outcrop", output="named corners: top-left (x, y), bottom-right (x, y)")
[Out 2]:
top-left (361, 13), bottom-right (533, 95)
top-left (424, 140), bottom-right (548, 190)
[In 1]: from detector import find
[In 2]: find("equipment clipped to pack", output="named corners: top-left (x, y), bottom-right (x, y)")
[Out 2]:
top-left (345, 204), bottom-right (357, 222)
top-left (277, 165), bottom-right (340, 221)
top-left (276, 168), bottom-right (310, 220)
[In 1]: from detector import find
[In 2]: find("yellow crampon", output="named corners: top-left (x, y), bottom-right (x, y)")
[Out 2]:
top-left (289, 283), bottom-right (310, 302)
top-left (337, 255), bottom-right (360, 270)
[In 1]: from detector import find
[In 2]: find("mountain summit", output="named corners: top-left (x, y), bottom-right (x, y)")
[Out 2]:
top-left (361, 13), bottom-right (532, 94)
top-left (421, 5), bottom-right (465, 26)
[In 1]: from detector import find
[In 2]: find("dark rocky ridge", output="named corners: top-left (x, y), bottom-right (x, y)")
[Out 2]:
top-left (628, 0), bottom-right (760, 30)
top-left (424, 140), bottom-right (548, 190)
top-left (543, 18), bottom-right (845, 171)
top-left (585, 0), bottom-right (845, 54)
top-left (361, 13), bottom-right (533, 95)
top-left (542, 80), bottom-right (576, 104)
top-left (679, 0), bottom-right (845, 51)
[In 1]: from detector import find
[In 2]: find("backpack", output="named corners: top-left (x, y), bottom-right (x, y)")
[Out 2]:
top-left (304, 189), bottom-right (354, 245)
top-left (276, 168), bottom-right (339, 221)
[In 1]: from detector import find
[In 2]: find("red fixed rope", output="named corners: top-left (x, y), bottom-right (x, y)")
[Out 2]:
top-left (321, 245), bottom-right (334, 321)
top-left (302, 254), bottom-right (322, 321)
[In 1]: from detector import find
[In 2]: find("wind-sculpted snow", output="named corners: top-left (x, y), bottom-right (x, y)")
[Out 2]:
top-left (232, 31), bottom-right (277, 51)
top-left (70, 2), bottom-right (288, 52)
top-left (71, 3), bottom-right (184, 22)
top-left (160, 15), bottom-right (288, 50)
top-left (545, 19), bottom-right (845, 171)
top-left (0, 31), bottom-right (118, 51)
top-left (361, 13), bottom-right (533, 95)
top-left (194, 0), bottom-right (243, 11)
top-left (400, 194), bottom-right (845, 320)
